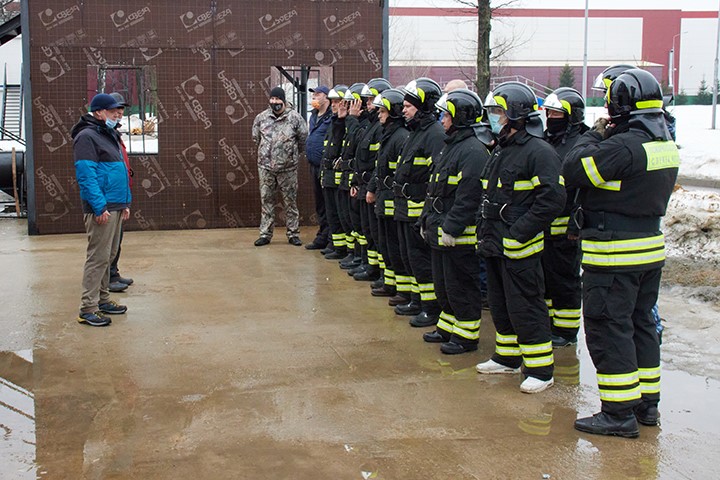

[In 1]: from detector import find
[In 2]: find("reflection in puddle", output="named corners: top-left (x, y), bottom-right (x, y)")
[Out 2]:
top-left (0, 350), bottom-right (36, 479)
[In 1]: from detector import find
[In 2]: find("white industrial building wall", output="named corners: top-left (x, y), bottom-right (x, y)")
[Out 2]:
top-left (679, 18), bottom-right (717, 95)
top-left (391, 14), bottom-right (642, 64)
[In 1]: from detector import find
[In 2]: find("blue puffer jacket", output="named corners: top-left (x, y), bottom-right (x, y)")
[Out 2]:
top-left (71, 115), bottom-right (131, 215)
top-left (305, 108), bottom-right (332, 167)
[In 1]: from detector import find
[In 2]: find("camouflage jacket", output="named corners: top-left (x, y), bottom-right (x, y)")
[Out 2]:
top-left (252, 107), bottom-right (308, 172)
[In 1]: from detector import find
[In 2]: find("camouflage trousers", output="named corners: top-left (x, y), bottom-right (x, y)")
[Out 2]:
top-left (257, 166), bottom-right (300, 239)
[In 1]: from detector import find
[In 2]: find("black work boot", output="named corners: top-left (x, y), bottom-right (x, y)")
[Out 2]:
top-left (423, 330), bottom-right (449, 343)
top-left (354, 266), bottom-right (380, 281)
top-left (409, 311), bottom-right (439, 328)
top-left (370, 277), bottom-right (384, 289)
top-left (634, 403), bottom-right (660, 426)
top-left (440, 341), bottom-right (478, 355)
top-left (388, 294), bottom-right (410, 307)
top-left (371, 285), bottom-right (395, 297)
top-left (394, 301), bottom-right (422, 316)
top-left (339, 253), bottom-right (359, 269)
top-left (348, 263), bottom-right (368, 276)
top-left (320, 245), bottom-right (335, 255)
top-left (325, 247), bottom-right (346, 260)
top-left (574, 412), bottom-right (639, 438)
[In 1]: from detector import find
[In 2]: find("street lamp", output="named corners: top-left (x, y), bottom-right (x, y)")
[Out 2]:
top-left (669, 32), bottom-right (683, 97)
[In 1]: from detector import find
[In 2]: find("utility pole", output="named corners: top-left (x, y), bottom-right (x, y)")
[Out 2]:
top-left (582, 0), bottom-right (589, 100)
top-left (713, 1), bottom-right (720, 129)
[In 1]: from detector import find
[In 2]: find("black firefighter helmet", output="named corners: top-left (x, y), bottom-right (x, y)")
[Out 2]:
top-left (402, 77), bottom-right (442, 113)
top-left (372, 88), bottom-right (405, 119)
top-left (435, 88), bottom-right (484, 128)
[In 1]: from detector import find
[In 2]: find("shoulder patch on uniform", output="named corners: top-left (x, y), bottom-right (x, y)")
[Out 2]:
top-left (643, 141), bottom-right (680, 172)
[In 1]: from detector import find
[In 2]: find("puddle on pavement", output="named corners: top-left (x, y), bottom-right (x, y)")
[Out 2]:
top-left (0, 350), bottom-right (36, 479)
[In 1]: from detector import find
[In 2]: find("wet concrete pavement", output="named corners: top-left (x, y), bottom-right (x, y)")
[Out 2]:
top-left (1, 219), bottom-right (719, 479)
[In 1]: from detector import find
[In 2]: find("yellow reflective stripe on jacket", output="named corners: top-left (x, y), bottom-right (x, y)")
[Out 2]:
top-left (389, 161), bottom-right (398, 169)
top-left (383, 199), bottom-right (395, 216)
top-left (550, 216), bottom-right (569, 236)
top-left (597, 180), bottom-right (622, 191)
top-left (582, 234), bottom-right (665, 267)
top-left (503, 232), bottom-right (544, 259)
top-left (408, 200), bottom-right (424, 217)
top-left (559, 175), bottom-right (566, 186)
top-left (481, 179), bottom-right (489, 189)
top-left (448, 171), bottom-right (463, 185)
top-left (369, 142), bottom-right (380, 152)
top-left (583, 235), bottom-right (665, 253)
top-left (644, 141), bottom-right (680, 171)
top-left (323, 140), bottom-right (328, 146)
top-left (413, 156), bottom-right (432, 166)
top-left (581, 156), bottom-right (607, 187)
top-left (513, 176), bottom-right (541, 191)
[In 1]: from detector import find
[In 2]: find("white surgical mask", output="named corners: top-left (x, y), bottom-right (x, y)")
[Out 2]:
top-left (488, 113), bottom-right (503, 134)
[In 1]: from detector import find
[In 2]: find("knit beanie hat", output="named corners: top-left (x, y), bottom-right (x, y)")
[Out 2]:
top-left (270, 86), bottom-right (286, 103)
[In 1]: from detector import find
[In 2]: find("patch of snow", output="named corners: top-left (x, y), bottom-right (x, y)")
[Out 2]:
top-left (665, 185), bottom-right (720, 261)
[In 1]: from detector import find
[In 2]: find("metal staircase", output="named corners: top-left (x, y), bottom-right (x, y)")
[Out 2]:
top-left (0, 0), bottom-right (20, 46)
top-left (1, 64), bottom-right (22, 141)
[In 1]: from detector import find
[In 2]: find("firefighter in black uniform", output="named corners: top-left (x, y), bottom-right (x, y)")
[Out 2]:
top-left (420, 89), bottom-right (491, 354)
top-left (337, 83), bottom-right (370, 269)
top-left (367, 89), bottom-right (411, 302)
top-left (566, 69), bottom-right (678, 438)
top-left (542, 87), bottom-right (589, 348)
top-left (321, 85), bottom-right (349, 260)
top-left (393, 78), bottom-right (446, 327)
top-left (350, 78), bottom-right (392, 281)
top-left (474, 82), bottom-right (566, 394)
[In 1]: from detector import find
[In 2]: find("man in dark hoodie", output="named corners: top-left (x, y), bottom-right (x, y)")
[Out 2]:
top-left (73, 93), bottom-right (132, 327)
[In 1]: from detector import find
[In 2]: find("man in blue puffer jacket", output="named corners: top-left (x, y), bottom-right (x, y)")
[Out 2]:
top-left (72, 93), bottom-right (132, 327)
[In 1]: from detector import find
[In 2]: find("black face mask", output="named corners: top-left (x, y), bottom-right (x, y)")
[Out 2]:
top-left (270, 103), bottom-right (284, 113)
top-left (546, 117), bottom-right (568, 135)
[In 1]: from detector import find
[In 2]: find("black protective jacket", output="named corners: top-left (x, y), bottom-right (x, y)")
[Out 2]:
top-left (477, 129), bottom-right (566, 259)
top-left (371, 119), bottom-right (409, 218)
top-left (393, 112), bottom-right (446, 222)
top-left (320, 114), bottom-right (346, 189)
top-left (338, 111), bottom-right (369, 191)
top-left (421, 127), bottom-right (490, 249)
top-left (353, 110), bottom-right (383, 195)
top-left (545, 123), bottom-right (589, 238)
top-left (563, 115), bottom-right (679, 272)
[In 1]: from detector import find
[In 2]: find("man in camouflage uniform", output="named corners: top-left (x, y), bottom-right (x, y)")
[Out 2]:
top-left (252, 86), bottom-right (308, 246)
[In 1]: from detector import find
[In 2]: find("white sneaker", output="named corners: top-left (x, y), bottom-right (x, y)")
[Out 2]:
top-left (520, 376), bottom-right (554, 394)
top-left (475, 359), bottom-right (521, 374)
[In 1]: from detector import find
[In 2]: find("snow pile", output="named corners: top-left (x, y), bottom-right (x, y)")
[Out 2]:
top-left (664, 185), bottom-right (720, 261)
top-left (672, 105), bottom-right (720, 181)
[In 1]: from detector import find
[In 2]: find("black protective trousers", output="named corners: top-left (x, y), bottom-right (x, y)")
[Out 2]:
top-left (309, 164), bottom-right (329, 245)
top-left (486, 255), bottom-right (554, 381)
top-left (360, 197), bottom-right (379, 267)
top-left (398, 221), bottom-right (440, 315)
top-left (583, 268), bottom-right (662, 416)
top-left (323, 186), bottom-right (344, 251)
top-left (431, 248), bottom-right (483, 346)
top-left (541, 237), bottom-right (582, 340)
top-left (336, 189), bottom-right (354, 252)
top-left (378, 216), bottom-right (404, 297)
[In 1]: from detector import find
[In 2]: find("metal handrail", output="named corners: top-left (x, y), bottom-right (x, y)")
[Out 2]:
top-left (491, 75), bottom-right (552, 97)
top-left (0, 125), bottom-right (25, 145)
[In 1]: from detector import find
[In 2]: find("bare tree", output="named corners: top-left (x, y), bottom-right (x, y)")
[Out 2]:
top-left (451, 0), bottom-right (521, 97)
